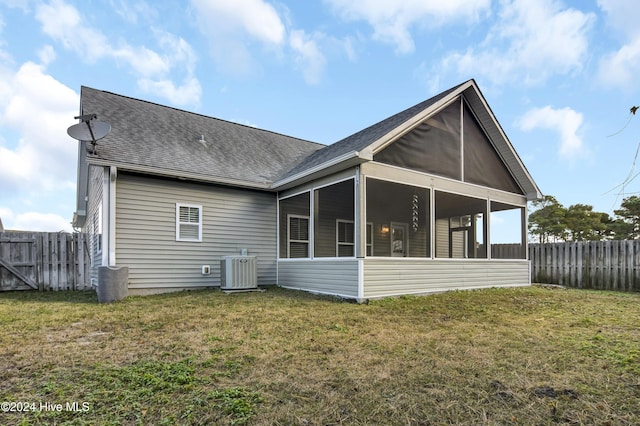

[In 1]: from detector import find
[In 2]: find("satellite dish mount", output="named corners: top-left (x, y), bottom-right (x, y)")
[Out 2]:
top-left (67, 114), bottom-right (111, 155)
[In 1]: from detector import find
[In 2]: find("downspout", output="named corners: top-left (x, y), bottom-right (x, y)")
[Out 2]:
top-left (101, 168), bottom-right (109, 267)
top-left (108, 166), bottom-right (117, 266)
top-left (276, 192), bottom-right (280, 285)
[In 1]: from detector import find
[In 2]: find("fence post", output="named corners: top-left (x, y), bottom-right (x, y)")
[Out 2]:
top-left (576, 242), bottom-right (583, 288)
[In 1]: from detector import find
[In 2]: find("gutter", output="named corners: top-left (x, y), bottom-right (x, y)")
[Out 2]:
top-left (86, 157), bottom-right (273, 190)
top-left (271, 150), bottom-right (373, 190)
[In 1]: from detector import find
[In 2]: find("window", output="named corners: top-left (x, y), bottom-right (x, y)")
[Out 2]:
top-left (336, 220), bottom-right (354, 257)
top-left (176, 203), bottom-right (202, 242)
top-left (288, 215), bottom-right (309, 258)
top-left (366, 223), bottom-right (373, 256)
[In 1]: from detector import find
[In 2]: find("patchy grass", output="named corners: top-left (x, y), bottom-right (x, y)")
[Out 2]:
top-left (0, 286), bottom-right (639, 425)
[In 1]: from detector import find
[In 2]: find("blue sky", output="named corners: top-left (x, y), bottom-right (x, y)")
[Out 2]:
top-left (0, 0), bottom-right (639, 233)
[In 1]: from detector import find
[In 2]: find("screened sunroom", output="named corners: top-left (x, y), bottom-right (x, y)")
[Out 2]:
top-left (276, 81), bottom-right (539, 301)
top-left (277, 175), bottom-right (527, 262)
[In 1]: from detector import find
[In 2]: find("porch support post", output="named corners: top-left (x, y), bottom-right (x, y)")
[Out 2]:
top-left (355, 167), bottom-right (365, 301)
top-left (522, 206), bottom-right (528, 260)
top-left (486, 198), bottom-right (491, 260)
top-left (355, 166), bottom-right (365, 258)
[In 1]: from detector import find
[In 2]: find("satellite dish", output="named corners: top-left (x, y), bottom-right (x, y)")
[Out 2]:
top-left (67, 120), bottom-right (111, 141)
top-left (67, 114), bottom-right (111, 155)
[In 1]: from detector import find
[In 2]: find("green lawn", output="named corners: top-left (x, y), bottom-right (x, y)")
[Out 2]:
top-left (0, 286), bottom-right (639, 425)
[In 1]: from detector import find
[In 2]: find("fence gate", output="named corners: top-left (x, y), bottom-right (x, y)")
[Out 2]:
top-left (0, 232), bottom-right (91, 291)
top-left (0, 232), bottom-right (38, 290)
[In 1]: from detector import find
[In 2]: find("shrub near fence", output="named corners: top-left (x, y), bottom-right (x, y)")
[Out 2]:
top-left (529, 241), bottom-right (640, 291)
top-left (0, 232), bottom-right (91, 291)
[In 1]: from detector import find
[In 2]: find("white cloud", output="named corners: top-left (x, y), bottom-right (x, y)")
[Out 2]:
top-left (0, 58), bottom-right (78, 232)
top-left (37, 45), bottom-right (56, 65)
top-left (0, 61), bottom-right (78, 194)
top-left (190, 0), bottom-right (286, 74)
top-left (596, 0), bottom-right (640, 92)
top-left (138, 77), bottom-right (202, 106)
top-left (36, 0), bottom-right (110, 62)
top-left (109, 0), bottom-right (157, 25)
top-left (35, 0), bottom-right (200, 105)
top-left (10, 211), bottom-right (72, 232)
top-left (207, 0), bottom-right (285, 44)
top-left (156, 30), bottom-right (198, 74)
top-left (517, 106), bottom-right (586, 159)
top-left (0, 1), bottom-right (30, 11)
top-left (325, 0), bottom-right (491, 54)
top-left (113, 45), bottom-right (169, 78)
top-left (289, 30), bottom-right (326, 85)
top-left (0, 207), bottom-right (12, 221)
top-left (597, 0), bottom-right (640, 38)
top-left (190, 0), bottom-right (333, 84)
top-left (598, 38), bottom-right (640, 90)
top-left (433, 0), bottom-right (595, 87)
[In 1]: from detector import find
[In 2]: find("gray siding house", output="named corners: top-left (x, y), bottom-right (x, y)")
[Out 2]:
top-left (73, 79), bottom-right (542, 300)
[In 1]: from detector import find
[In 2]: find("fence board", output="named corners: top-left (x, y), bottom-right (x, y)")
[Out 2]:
top-left (530, 241), bottom-right (640, 292)
top-left (0, 232), bottom-right (91, 291)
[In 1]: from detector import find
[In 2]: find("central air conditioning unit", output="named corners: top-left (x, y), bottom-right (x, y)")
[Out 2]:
top-left (220, 255), bottom-right (257, 290)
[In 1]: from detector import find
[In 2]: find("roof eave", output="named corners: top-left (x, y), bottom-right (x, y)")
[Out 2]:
top-left (271, 150), bottom-right (373, 190)
top-left (86, 157), bottom-right (274, 190)
top-left (527, 190), bottom-right (544, 202)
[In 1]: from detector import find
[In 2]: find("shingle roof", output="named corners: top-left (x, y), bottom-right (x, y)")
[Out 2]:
top-left (279, 81), bottom-right (467, 181)
top-left (79, 80), bottom-right (540, 200)
top-left (80, 87), bottom-right (325, 187)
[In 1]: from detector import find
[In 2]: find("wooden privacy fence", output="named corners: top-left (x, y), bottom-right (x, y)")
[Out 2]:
top-left (529, 241), bottom-right (640, 291)
top-left (0, 232), bottom-right (91, 291)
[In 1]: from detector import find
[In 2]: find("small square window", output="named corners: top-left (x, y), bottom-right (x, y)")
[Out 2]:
top-left (176, 203), bottom-right (202, 242)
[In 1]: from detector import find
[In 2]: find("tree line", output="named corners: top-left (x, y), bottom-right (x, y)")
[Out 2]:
top-left (528, 195), bottom-right (640, 242)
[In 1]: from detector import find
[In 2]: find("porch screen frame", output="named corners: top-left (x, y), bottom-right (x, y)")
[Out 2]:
top-left (365, 177), bottom-right (431, 258)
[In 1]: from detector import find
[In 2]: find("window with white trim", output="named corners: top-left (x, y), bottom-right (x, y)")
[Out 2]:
top-left (336, 220), bottom-right (354, 257)
top-left (366, 222), bottom-right (373, 256)
top-left (288, 214), bottom-right (309, 258)
top-left (176, 203), bottom-right (202, 242)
